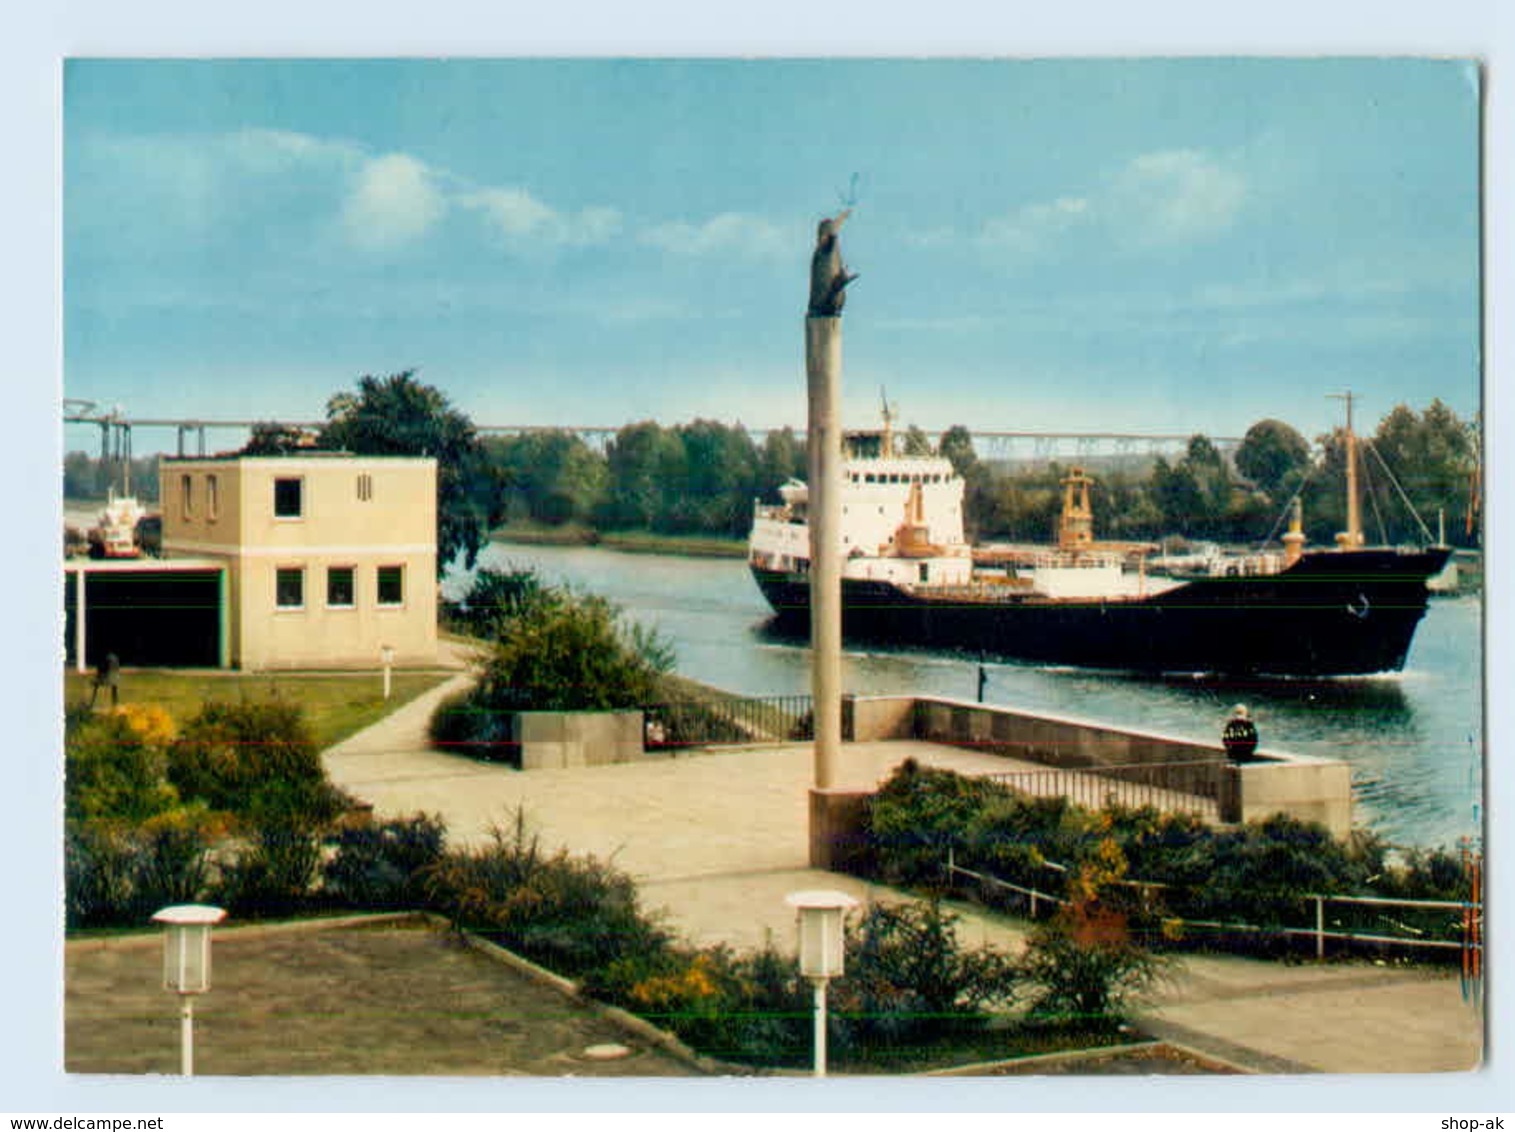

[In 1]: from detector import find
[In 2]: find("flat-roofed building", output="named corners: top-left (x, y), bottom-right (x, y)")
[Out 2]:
top-left (158, 453), bottom-right (438, 670)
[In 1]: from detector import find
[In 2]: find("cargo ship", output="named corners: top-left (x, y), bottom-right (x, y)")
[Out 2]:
top-left (747, 410), bottom-right (1449, 677)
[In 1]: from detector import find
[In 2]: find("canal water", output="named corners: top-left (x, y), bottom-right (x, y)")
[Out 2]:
top-left (462, 541), bottom-right (1485, 852)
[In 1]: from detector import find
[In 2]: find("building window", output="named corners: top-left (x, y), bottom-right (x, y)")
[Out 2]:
top-left (327, 566), bottom-right (356, 608)
top-left (274, 477), bottom-right (303, 518)
top-left (181, 474), bottom-right (193, 520)
top-left (207, 475), bottom-right (219, 521)
top-left (276, 567), bottom-right (305, 609)
top-left (377, 564), bottom-right (405, 606)
top-left (357, 473), bottom-right (373, 502)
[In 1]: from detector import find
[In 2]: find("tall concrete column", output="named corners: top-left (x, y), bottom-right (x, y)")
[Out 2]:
top-left (806, 316), bottom-right (843, 794)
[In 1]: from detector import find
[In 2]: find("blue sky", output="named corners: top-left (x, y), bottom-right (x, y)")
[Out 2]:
top-left (64, 58), bottom-right (1480, 451)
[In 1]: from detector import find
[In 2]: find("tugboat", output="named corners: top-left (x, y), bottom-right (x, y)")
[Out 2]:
top-left (748, 407), bottom-right (1450, 677)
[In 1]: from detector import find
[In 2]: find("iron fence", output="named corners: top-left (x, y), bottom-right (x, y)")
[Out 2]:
top-left (982, 757), bottom-right (1226, 819)
top-left (943, 849), bottom-right (1482, 962)
top-left (643, 695), bottom-right (814, 749)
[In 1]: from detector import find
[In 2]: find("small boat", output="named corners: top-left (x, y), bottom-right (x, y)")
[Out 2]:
top-left (748, 407), bottom-right (1449, 677)
top-left (87, 489), bottom-right (147, 559)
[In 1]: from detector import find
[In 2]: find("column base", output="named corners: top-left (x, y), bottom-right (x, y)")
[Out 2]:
top-left (808, 787), bottom-right (872, 872)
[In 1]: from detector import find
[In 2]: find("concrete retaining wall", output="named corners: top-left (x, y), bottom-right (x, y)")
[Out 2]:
top-left (515, 711), bottom-right (644, 770)
top-left (846, 694), bottom-right (1353, 836)
top-left (1232, 757), bottom-right (1354, 836)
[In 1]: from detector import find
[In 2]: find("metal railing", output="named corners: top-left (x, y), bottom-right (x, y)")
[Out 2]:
top-left (643, 695), bottom-right (814, 749)
top-left (943, 850), bottom-right (1482, 961)
top-left (982, 757), bottom-right (1226, 819)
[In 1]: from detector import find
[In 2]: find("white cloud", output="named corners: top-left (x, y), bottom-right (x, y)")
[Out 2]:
top-left (459, 188), bottom-right (622, 248)
top-left (980, 196), bottom-right (1091, 256)
top-left (225, 128), bottom-right (363, 173)
top-left (83, 127), bottom-right (628, 256)
top-left (1107, 149), bottom-right (1246, 247)
top-left (341, 153), bottom-right (446, 251)
top-left (639, 212), bottom-right (789, 259)
top-left (979, 149), bottom-right (1246, 258)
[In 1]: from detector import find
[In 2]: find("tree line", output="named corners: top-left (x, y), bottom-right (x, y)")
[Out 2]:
top-left (61, 371), bottom-right (1482, 563)
top-left (477, 395), bottom-right (1479, 551)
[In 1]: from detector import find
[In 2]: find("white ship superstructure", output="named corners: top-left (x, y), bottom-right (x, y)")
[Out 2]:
top-left (749, 433), bottom-right (975, 592)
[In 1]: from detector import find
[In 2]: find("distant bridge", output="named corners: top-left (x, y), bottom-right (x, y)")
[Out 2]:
top-left (63, 404), bottom-right (1240, 462)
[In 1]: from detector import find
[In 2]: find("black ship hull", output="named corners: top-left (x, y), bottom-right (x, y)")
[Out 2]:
top-left (750, 547), bottom-right (1452, 677)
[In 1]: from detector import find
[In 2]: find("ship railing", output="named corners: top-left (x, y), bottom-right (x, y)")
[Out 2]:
top-left (980, 756), bottom-right (1226, 819)
top-left (643, 694), bottom-right (814, 749)
top-left (942, 848), bottom-right (1482, 963)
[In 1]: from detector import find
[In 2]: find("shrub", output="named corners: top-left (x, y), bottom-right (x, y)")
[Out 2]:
top-left (324, 813), bottom-right (448, 910)
top-left (65, 822), bottom-right (140, 929)
top-left (421, 816), bottom-right (670, 978)
top-left (431, 581), bottom-right (674, 756)
top-left (132, 807), bottom-right (224, 909)
top-left (65, 712), bottom-right (179, 825)
top-left (224, 822), bottom-right (326, 918)
top-left (427, 690), bottom-right (516, 764)
top-left (866, 760), bottom-right (1012, 886)
top-left (442, 565), bottom-right (547, 639)
top-left (588, 941), bottom-right (812, 1067)
top-left (832, 900), bottom-right (1019, 1052)
top-left (168, 700), bottom-right (346, 828)
top-left (1018, 900), bottom-right (1167, 1028)
top-left (64, 808), bottom-right (224, 929)
top-left (963, 792), bottom-right (1099, 891)
top-left (473, 588), bottom-right (673, 713)
top-left (1179, 814), bottom-right (1374, 929)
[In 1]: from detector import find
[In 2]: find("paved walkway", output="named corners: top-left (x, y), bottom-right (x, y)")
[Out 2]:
top-left (322, 685), bottom-right (1485, 1075)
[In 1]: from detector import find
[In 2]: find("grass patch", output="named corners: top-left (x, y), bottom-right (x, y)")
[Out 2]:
top-left (63, 669), bottom-right (452, 750)
top-left (491, 521), bottom-right (747, 558)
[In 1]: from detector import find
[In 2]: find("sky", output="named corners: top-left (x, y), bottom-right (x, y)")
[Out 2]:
top-left (62, 57), bottom-right (1482, 455)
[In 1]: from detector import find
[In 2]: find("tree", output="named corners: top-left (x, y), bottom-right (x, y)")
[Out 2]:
top-left (667, 420), bottom-right (760, 536)
top-left (242, 422), bottom-right (315, 455)
top-left (1369, 400), bottom-right (1476, 544)
top-left (901, 424), bottom-right (934, 456)
top-left (601, 421), bottom-right (686, 530)
top-left (319, 371), bottom-right (504, 574)
top-left (486, 431), bottom-right (608, 526)
top-left (758, 427), bottom-right (806, 503)
top-left (938, 425), bottom-right (979, 478)
top-left (1234, 419), bottom-right (1311, 502)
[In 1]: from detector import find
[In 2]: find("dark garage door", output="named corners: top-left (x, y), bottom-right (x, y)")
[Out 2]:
top-left (64, 569), bottom-right (222, 668)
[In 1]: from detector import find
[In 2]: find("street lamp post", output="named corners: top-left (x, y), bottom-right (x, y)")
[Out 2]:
top-left (152, 904), bottom-right (227, 1076)
top-left (786, 889), bottom-right (858, 1078)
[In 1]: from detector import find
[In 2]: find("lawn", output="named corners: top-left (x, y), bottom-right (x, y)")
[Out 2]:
top-left (490, 521), bottom-right (747, 558)
top-left (63, 668), bottom-right (454, 750)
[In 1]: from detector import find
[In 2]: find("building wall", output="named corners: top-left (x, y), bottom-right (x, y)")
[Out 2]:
top-left (161, 455), bottom-right (438, 669)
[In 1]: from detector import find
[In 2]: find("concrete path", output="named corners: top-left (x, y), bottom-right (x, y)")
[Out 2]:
top-left (322, 698), bottom-right (1484, 1076)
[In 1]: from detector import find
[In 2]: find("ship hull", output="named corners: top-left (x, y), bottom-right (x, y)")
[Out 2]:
top-left (750, 548), bottom-right (1451, 677)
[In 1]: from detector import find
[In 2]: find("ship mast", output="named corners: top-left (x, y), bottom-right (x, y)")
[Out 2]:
top-left (1330, 391), bottom-right (1365, 549)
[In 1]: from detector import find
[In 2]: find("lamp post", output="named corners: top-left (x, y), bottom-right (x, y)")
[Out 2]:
top-left (152, 904), bottom-right (226, 1076)
top-left (786, 889), bottom-right (858, 1077)
top-left (381, 644), bottom-right (395, 700)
